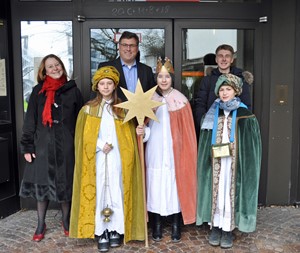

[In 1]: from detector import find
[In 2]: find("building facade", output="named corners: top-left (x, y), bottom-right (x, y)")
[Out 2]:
top-left (0, 0), bottom-right (299, 217)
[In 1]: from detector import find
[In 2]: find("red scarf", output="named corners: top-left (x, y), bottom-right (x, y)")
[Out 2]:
top-left (39, 75), bottom-right (67, 127)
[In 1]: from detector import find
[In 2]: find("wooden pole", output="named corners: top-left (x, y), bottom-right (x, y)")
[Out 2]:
top-left (114, 82), bottom-right (163, 247)
top-left (138, 134), bottom-right (148, 248)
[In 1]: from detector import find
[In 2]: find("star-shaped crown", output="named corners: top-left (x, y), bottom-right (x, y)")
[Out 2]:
top-left (156, 57), bottom-right (174, 74)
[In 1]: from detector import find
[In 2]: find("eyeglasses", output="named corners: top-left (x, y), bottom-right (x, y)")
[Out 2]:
top-left (119, 43), bottom-right (138, 49)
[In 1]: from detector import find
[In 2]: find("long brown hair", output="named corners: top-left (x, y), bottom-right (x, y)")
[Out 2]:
top-left (37, 54), bottom-right (68, 83)
top-left (86, 86), bottom-right (124, 119)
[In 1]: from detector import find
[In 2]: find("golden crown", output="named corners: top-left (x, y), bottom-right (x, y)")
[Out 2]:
top-left (156, 57), bottom-right (174, 74)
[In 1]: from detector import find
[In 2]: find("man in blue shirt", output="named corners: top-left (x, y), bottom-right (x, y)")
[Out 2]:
top-left (98, 31), bottom-right (155, 101)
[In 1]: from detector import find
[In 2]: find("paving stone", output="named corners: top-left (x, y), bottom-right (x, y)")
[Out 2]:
top-left (0, 206), bottom-right (299, 252)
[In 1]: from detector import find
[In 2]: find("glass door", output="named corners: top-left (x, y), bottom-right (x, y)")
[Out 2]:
top-left (0, 11), bottom-right (20, 217)
top-left (174, 19), bottom-right (265, 205)
top-left (174, 21), bottom-right (257, 105)
top-left (81, 20), bottom-right (172, 102)
top-left (20, 21), bottom-right (73, 112)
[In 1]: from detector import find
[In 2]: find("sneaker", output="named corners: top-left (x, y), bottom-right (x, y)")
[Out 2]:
top-left (98, 229), bottom-right (109, 252)
top-left (220, 231), bottom-right (233, 248)
top-left (109, 231), bottom-right (121, 248)
top-left (208, 227), bottom-right (221, 246)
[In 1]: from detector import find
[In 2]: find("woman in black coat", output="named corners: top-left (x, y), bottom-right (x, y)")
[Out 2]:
top-left (19, 54), bottom-right (83, 241)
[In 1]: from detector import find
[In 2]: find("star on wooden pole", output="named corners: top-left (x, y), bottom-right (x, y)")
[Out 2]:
top-left (114, 79), bottom-right (164, 125)
top-left (114, 78), bottom-right (163, 248)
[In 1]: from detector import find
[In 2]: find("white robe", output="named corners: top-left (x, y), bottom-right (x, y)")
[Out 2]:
top-left (213, 110), bottom-right (232, 231)
top-left (94, 102), bottom-right (124, 236)
top-left (145, 98), bottom-right (181, 216)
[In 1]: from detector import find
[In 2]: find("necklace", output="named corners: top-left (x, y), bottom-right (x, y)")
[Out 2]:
top-left (162, 87), bottom-right (173, 98)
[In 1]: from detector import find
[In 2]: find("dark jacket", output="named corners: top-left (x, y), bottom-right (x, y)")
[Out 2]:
top-left (193, 66), bottom-right (252, 139)
top-left (19, 80), bottom-right (83, 202)
top-left (98, 57), bottom-right (156, 101)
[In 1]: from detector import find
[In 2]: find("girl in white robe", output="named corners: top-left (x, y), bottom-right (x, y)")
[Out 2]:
top-left (136, 57), bottom-right (197, 243)
top-left (70, 66), bottom-right (146, 251)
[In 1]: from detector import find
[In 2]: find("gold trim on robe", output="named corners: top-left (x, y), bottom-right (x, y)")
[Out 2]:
top-left (70, 103), bottom-right (145, 242)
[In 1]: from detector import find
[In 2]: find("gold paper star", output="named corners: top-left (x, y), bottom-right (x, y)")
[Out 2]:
top-left (114, 79), bottom-right (164, 125)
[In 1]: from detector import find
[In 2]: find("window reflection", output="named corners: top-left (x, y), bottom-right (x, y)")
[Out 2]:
top-left (90, 28), bottom-right (165, 78)
top-left (21, 21), bottom-right (73, 112)
top-left (181, 29), bottom-right (254, 101)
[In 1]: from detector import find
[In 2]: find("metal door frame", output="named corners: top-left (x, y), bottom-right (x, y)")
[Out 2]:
top-left (80, 19), bottom-right (173, 102)
top-left (174, 19), bottom-right (268, 205)
top-left (0, 0), bottom-right (20, 217)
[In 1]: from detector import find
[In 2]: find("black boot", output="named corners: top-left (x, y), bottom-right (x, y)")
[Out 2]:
top-left (171, 212), bottom-right (181, 243)
top-left (152, 213), bottom-right (162, 241)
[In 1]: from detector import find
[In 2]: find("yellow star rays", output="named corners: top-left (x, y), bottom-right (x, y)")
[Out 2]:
top-left (114, 79), bottom-right (164, 125)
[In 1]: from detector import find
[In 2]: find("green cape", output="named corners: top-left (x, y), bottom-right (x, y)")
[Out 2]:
top-left (196, 107), bottom-right (262, 232)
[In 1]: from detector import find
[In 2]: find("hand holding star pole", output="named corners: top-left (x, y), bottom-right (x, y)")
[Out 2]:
top-left (115, 79), bottom-right (163, 247)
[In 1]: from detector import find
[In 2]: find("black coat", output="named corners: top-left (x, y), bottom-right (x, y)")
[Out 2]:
top-left (19, 80), bottom-right (83, 202)
top-left (98, 57), bottom-right (156, 101)
top-left (193, 66), bottom-right (252, 140)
